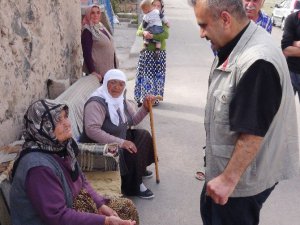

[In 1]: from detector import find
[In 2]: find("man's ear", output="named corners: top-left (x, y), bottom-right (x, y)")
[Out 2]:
top-left (220, 11), bottom-right (231, 29)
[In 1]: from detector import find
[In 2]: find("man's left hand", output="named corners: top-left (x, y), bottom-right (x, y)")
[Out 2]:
top-left (206, 174), bottom-right (237, 205)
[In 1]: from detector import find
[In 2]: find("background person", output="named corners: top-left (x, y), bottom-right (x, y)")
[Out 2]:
top-left (281, 10), bottom-right (300, 101)
top-left (189, 0), bottom-right (299, 224)
top-left (140, 0), bottom-right (168, 58)
top-left (244, 0), bottom-right (272, 33)
top-left (9, 99), bottom-right (137, 225)
top-left (134, 0), bottom-right (169, 107)
top-left (80, 69), bottom-right (156, 199)
top-left (81, 4), bottom-right (119, 82)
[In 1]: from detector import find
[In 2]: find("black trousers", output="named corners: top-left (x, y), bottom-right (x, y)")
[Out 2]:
top-left (200, 183), bottom-right (277, 225)
top-left (121, 129), bottom-right (154, 196)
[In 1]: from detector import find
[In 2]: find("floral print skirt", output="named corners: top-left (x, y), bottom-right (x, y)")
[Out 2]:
top-left (134, 50), bottom-right (167, 103)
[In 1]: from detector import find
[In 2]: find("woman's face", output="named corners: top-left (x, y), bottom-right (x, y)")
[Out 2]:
top-left (90, 6), bottom-right (101, 24)
top-left (152, 0), bottom-right (162, 11)
top-left (107, 79), bottom-right (126, 98)
top-left (54, 110), bottom-right (72, 143)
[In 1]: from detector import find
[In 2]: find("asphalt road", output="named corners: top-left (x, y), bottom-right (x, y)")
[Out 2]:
top-left (116, 0), bottom-right (300, 224)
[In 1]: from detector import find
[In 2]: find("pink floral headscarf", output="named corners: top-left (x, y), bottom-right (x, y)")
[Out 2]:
top-left (82, 4), bottom-right (101, 27)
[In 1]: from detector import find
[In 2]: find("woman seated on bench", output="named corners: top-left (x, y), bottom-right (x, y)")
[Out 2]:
top-left (10, 99), bottom-right (137, 225)
top-left (80, 69), bottom-right (156, 199)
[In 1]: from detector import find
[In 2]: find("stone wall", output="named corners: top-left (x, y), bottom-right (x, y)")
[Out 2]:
top-left (0, 0), bottom-right (83, 146)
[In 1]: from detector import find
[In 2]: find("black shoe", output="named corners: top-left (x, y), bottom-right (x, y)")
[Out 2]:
top-left (137, 102), bottom-right (143, 107)
top-left (143, 170), bottom-right (153, 178)
top-left (138, 189), bottom-right (155, 199)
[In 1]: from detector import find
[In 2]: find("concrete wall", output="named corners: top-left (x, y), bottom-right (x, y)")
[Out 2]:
top-left (0, 0), bottom-right (83, 146)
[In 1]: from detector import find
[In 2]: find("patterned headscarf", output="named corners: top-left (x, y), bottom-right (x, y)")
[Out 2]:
top-left (12, 99), bottom-right (79, 180)
top-left (82, 4), bottom-right (105, 40)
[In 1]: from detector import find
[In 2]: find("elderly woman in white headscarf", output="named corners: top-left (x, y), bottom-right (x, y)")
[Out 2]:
top-left (81, 4), bottom-right (119, 82)
top-left (80, 69), bottom-right (156, 199)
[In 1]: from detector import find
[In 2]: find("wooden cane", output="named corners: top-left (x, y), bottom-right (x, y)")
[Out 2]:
top-left (148, 95), bottom-right (163, 183)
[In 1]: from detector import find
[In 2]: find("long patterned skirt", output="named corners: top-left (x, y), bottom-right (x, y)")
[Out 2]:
top-left (73, 189), bottom-right (139, 224)
top-left (134, 50), bottom-right (167, 103)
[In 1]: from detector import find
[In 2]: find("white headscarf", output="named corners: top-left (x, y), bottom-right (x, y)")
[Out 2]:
top-left (91, 69), bottom-right (127, 126)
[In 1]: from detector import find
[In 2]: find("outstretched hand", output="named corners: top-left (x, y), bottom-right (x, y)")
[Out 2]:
top-left (98, 205), bottom-right (118, 217)
top-left (105, 216), bottom-right (136, 225)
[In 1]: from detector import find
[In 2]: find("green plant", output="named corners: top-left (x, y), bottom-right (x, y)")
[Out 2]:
top-left (111, 0), bottom-right (120, 13)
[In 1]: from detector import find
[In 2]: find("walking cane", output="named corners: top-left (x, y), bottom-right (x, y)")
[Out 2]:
top-left (148, 95), bottom-right (163, 184)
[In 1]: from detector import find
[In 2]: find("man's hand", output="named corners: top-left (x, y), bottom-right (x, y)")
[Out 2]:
top-left (206, 133), bottom-right (263, 205)
top-left (206, 174), bottom-right (238, 205)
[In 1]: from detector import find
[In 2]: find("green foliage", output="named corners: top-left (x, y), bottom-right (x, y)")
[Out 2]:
top-left (111, 0), bottom-right (138, 13)
top-left (111, 0), bottom-right (121, 13)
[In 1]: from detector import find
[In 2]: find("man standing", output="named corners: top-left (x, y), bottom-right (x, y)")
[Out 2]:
top-left (188, 0), bottom-right (299, 224)
top-left (244, 0), bottom-right (272, 33)
top-left (281, 10), bottom-right (300, 101)
top-left (194, 0), bottom-right (272, 182)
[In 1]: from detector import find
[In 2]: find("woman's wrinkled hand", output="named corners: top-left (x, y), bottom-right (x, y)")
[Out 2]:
top-left (105, 216), bottom-right (136, 225)
top-left (143, 31), bottom-right (153, 39)
top-left (142, 95), bottom-right (156, 111)
top-left (98, 205), bottom-right (118, 217)
top-left (121, 140), bottom-right (137, 154)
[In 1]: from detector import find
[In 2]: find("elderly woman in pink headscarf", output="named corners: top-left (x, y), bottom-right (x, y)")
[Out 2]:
top-left (81, 4), bottom-right (119, 82)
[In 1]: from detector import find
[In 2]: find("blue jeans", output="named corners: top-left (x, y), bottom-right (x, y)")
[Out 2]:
top-left (200, 183), bottom-right (277, 225)
top-left (290, 71), bottom-right (300, 101)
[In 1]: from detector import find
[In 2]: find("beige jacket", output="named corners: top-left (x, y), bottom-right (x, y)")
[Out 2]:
top-left (205, 22), bottom-right (299, 197)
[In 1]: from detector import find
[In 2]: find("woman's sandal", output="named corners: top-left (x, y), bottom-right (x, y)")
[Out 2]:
top-left (153, 99), bottom-right (159, 106)
top-left (195, 171), bottom-right (205, 181)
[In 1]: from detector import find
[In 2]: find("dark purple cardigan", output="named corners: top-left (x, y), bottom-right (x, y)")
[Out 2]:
top-left (25, 154), bottom-right (108, 225)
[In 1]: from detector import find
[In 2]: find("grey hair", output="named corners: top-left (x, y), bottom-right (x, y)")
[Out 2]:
top-left (188, 0), bottom-right (246, 21)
